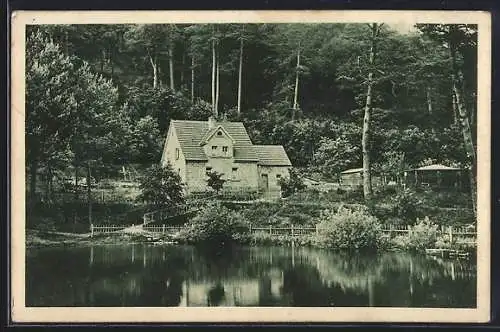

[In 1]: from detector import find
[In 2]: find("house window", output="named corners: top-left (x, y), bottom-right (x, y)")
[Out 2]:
top-left (276, 174), bottom-right (281, 179)
top-left (206, 166), bottom-right (212, 171)
top-left (222, 146), bottom-right (228, 154)
top-left (231, 167), bottom-right (238, 180)
top-left (212, 146), bottom-right (217, 150)
top-left (175, 148), bottom-right (180, 160)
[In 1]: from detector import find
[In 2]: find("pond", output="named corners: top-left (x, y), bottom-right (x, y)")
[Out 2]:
top-left (26, 244), bottom-right (476, 307)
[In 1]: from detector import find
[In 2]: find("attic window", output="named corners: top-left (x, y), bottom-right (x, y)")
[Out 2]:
top-left (175, 148), bottom-right (179, 160)
top-left (217, 131), bottom-right (223, 136)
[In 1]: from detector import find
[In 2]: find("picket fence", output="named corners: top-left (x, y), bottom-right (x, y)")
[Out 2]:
top-left (90, 223), bottom-right (476, 244)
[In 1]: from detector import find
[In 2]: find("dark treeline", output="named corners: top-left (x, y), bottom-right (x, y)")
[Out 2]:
top-left (26, 23), bottom-right (477, 206)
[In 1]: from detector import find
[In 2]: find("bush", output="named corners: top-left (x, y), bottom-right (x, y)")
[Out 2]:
top-left (391, 189), bottom-right (423, 224)
top-left (137, 163), bottom-right (184, 208)
top-left (179, 202), bottom-right (249, 246)
top-left (315, 206), bottom-right (384, 251)
top-left (391, 217), bottom-right (439, 252)
top-left (278, 168), bottom-right (306, 198)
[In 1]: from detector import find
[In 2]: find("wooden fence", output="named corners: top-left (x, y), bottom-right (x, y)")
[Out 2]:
top-left (90, 223), bottom-right (476, 244)
top-left (142, 225), bottom-right (184, 234)
top-left (248, 224), bottom-right (476, 244)
top-left (142, 206), bottom-right (196, 225)
top-left (90, 224), bottom-right (130, 236)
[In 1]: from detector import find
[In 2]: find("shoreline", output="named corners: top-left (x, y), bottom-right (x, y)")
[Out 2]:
top-left (26, 229), bottom-right (476, 259)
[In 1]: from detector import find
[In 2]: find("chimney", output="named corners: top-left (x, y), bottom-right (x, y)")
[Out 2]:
top-left (208, 116), bottom-right (216, 129)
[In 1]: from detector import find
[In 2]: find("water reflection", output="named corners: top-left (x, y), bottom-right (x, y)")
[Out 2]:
top-left (26, 244), bottom-right (476, 307)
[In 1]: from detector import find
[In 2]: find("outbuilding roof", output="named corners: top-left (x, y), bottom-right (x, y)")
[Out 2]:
top-left (341, 167), bottom-right (364, 174)
top-left (414, 164), bottom-right (461, 171)
top-left (255, 145), bottom-right (292, 166)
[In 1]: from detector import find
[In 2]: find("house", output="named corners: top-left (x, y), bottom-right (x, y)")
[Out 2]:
top-left (161, 117), bottom-right (292, 195)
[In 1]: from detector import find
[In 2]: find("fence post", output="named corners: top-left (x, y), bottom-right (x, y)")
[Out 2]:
top-left (249, 224), bottom-right (252, 234)
top-left (143, 214), bottom-right (147, 225)
top-left (162, 224), bottom-right (166, 234)
top-left (315, 224), bottom-right (319, 236)
top-left (448, 226), bottom-right (453, 245)
top-left (90, 224), bottom-right (94, 238)
top-left (269, 225), bottom-right (272, 235)
top-left (291, 224), bottom-right (294, 238)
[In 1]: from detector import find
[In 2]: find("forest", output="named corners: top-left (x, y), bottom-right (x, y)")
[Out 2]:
top-left (26, 23), bottom-right (478, 218)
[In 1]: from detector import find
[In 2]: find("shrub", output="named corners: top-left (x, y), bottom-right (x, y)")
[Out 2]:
top-left (179, 202), bottom-right (249, 246)
top-left (206, 170), bottom-right (226, 193)
top-left (278, 168), bottom-right (306, 198)
top-left (391, 189), bottom-right (423, 224)
top-left (391, 217), bottom-right (439, 252)
top-left (137, 163), bottom-right (184, 208)
top-left (315, 206), bottom-right (384, 251)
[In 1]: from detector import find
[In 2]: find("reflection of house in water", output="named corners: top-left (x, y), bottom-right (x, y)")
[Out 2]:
top-left (179, 272), bottom-right (284, 306)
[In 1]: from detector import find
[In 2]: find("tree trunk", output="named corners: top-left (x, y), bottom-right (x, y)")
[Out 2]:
top-left (149, 54), bottom-right (158, 89)
top-left (452, 90), bottom-right (458, 125)
top-left (449, 26), bottom-right (477, 216)
top-left (86, 162), bottom-right (92, 227)
top-left (29, 155), bottom-right (38, 212)
top-left (169, 46), bottom-right (175, 90)
top-left (46, 162), bottom-right (53, 204)
top-left (237, 37), bottom-right (244, 114)
top-left (211, 33), bottom-right (216, 115)
top-left (73, 163), bottom-right (79, 231)
top-left (293, 43), bottom-right (301, 110)
top-left (181, 52), bottom-right (185, 90)
top-left (100, 49), bottom-right (105, 74)
top-left (426, 86), bottom-right (433, 115)
top-left (362, 23), bottom-right (380, 202)
top-left (215, 44), bottom-right (220, 117)
top-left (191, 54), bottom-right (195, 103)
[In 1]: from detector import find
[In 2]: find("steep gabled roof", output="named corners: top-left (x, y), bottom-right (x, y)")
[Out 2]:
top-left (198, 125), bottom-right (236, 146)
top-left (255, 145), bottom-right (292, 166)
top-left (169, 120), bottom-right (259, 161)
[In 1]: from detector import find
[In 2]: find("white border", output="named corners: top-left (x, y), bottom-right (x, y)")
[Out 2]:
top-left (10, 10), bottom-right (491, 323)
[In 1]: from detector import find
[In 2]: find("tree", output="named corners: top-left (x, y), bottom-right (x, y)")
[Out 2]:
top-left (26, 29), bottom-right (78, 207)
top-left (313, 132), bottom-right (361, 180)
top-left (277, 168), bottom-right (305, 197)
top-left (361, 23), bottom-right (383, 202)
top-left (138, 163), bottom-right (185, 208)
top-left (416, 24), bottom-right (478, 215)
top-left (125, 25), bottom-right (173, 89)
top-left (206, 170), bottom-right (225, 193)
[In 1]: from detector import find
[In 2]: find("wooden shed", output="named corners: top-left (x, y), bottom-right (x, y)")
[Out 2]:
top-left (340, 168), bottom-right (364, 187)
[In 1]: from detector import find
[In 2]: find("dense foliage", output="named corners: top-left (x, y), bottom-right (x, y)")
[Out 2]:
top-left (206, 170), bottom-right (226, 193)
top-left (278, 168), bottom-right (306, 197)
top-left (26, 23), bottom-right (478, 228)
top-left (179, 203), bottom-right (249, 246)
top-left (137, 163), bottom-right (184, 208)
top-left (315, 206), bottom-right (384, 251)
top-left (392, 217), bottom-right (440, 252)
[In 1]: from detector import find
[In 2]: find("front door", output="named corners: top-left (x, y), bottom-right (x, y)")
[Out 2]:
top-left (261, 174), bottom-right (269, 191)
